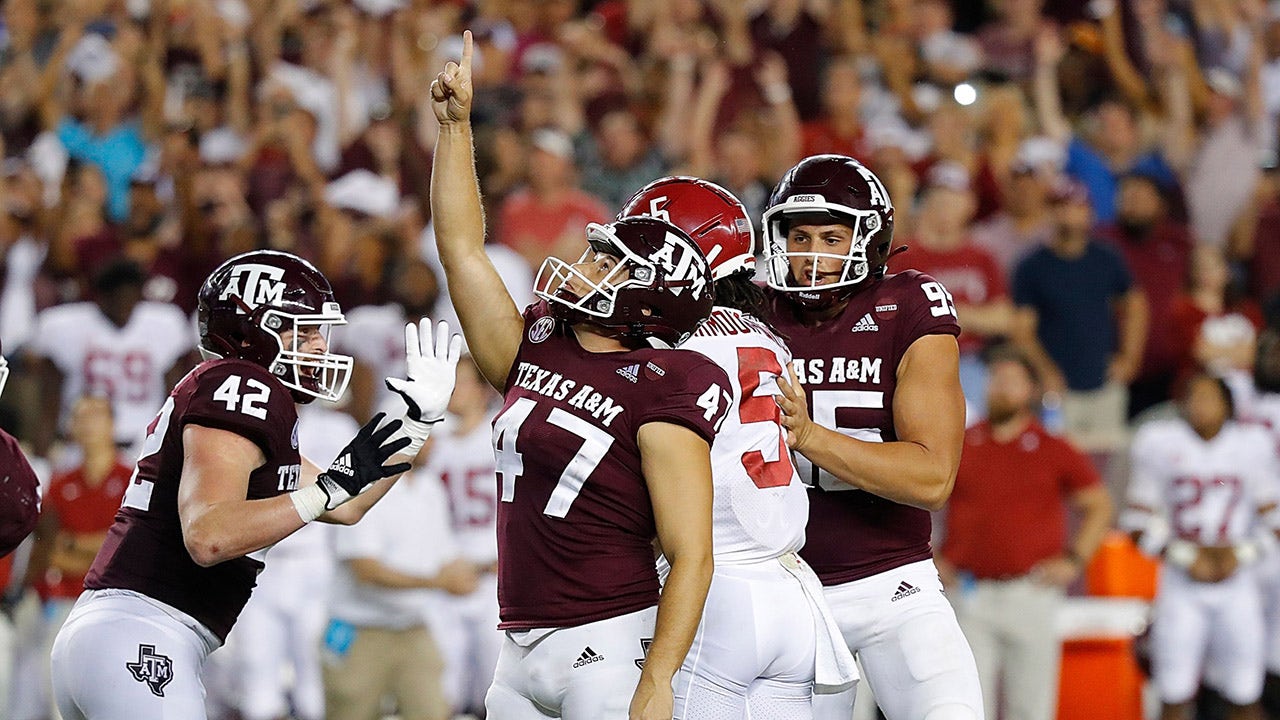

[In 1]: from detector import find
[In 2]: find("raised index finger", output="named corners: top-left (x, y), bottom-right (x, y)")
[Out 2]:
top-left (460, 30), bottom-right (473, 75)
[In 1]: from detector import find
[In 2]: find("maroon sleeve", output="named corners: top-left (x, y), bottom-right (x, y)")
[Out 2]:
top-left (180, 361), bottom-right (292, 457)
top-left (634, 351), bottom-right (731, 445)
top-left (0, 431), bottom-right (40, 557)
top-left (894, 271), bottom-right (962, 356)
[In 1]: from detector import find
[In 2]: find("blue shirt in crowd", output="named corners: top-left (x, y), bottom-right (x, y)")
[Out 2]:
top-left (1064, 136), bottom-right (1177, 225)
top-left (56, 117), bottom-right (147, 222)
top-left (1012, 240), bottom-right (1133, 392)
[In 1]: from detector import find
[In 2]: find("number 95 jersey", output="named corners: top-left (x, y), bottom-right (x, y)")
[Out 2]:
top-left (766, 270), bottom-right (961, 586)
top-left (494, 303), bottom-right (730, 631)
top-left (85, 358), bottom-right (302, 643)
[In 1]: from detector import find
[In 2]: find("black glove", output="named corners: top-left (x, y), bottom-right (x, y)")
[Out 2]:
top-left (314, 413), bottom-right (413, 511)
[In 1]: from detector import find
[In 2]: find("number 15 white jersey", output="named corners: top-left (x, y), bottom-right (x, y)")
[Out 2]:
top-left (681, 306), bottom-right (808, 563)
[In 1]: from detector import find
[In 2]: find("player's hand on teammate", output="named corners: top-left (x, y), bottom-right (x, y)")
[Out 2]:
top-left (776, 365), bottom-right (816, 452)
top-left (628, 673), bottom-right (675, 720)
top-left (315, 412), bottom-right (413, 511)
top-left (430, 30), bottom-right (474, 125)
top-left (385, 318), bottom-right (464, 424)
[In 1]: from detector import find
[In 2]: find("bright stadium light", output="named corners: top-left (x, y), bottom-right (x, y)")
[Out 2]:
top-left (954, 83), bottom-right (977, 106)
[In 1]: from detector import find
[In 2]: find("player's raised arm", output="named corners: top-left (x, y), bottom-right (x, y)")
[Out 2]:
top-left (778, 333), bottom-right (965, 511)
top-left (429, 30), bottom-right (523, 390)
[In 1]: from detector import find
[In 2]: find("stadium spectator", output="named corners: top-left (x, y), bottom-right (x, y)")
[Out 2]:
top-left (971, 154), bottom-right (1057, 277)
top-left (1171, 245), bottom-right (1264, 382)
top-left (14, 395), bottom-right (128, 720)
top-left (938, 346), bottom-right (1113, 720)
top-left (1098, 171), bottom-right (1194, 416)
top-left (901, 162), bottom-right (1012, 415)
top-left (1012, 177), bottom-right (1148, 451)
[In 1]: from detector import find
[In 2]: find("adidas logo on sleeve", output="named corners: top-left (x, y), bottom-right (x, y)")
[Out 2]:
top-left (851, 313), bottom-right (879, 332)
top-left (616, 364), bottom-right (640, 383)
top-left (890, 581), bottom-right (920, 602)
top-left (572, 646), bottom-right (605, 668)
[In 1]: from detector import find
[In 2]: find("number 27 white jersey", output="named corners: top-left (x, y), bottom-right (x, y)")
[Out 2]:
top-left (1126, 419), bottom-right (1280, 546)
top-left (681, 307), bottom-right (808, 563)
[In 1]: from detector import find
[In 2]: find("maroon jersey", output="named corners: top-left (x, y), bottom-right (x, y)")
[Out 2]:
top-left (85, 359), bottom-right (301, 642)
top-left (766, 270), bottom-right (961, 585)
top-left (0, 430), bottom-right (40, 557)
top-left (495, 303), bottom-right (730, 630)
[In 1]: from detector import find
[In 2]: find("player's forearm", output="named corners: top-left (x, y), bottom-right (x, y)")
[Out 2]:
top-left (794, 426), bottom-right (958, 511)
top-left (182, 496), bottom-right (305, 567)
top-left (430, 122), bottom-right (486, 266)
top-left (1069, 488), bottom-right (1114, 564)
top-left (642, 549), bottom-right (712, 683)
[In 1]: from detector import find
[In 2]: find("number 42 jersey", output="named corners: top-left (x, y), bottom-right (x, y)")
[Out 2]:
top-left (494, 303), bottom-right (730, 630)
top-left (85, 359), bottom-right (302, 643)
top-left (767, 270), bottom-right (961, 586)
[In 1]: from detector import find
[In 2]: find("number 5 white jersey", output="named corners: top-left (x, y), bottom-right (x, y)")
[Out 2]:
top-left (1124, 418), bottom-right (1280, 545)
top-left (681, 306), bottom-right (808, 563)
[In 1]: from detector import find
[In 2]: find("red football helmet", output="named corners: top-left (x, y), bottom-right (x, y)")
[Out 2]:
top-left (619, 176), bottom-right (755, 281)
top-left (535, 217), bottom-right (714, 347)
top-left (197, 250), bottom-right (354, 403)
top-left (762, 154), bottom-right (895, 307)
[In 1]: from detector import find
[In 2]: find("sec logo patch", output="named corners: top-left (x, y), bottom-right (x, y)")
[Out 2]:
top-left (529, 317), bottom-right (556, 344)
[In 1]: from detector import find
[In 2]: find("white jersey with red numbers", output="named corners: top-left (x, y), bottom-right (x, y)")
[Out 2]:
top-left (426, 412), bottom-right (500, 565)
top-left (30, 301), bottom-right (192, 446)
top-left (1126, 419), bottom-right (1280, 546)
top-left (1125, 417), bottom-right (1280, 705)
top-left (668, 307), bottom-right (856, 718)
top-left (680, 306), bottom-right (807, 563)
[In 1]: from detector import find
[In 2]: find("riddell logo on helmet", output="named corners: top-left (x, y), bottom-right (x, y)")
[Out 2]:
top-left (220, 264), bottom-right (288, 310)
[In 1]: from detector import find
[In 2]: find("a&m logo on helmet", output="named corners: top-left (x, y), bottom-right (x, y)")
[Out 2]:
top-left (646, 232), bottom-right (708, 299)
top-left (220, 264), bottom-right (288, 310)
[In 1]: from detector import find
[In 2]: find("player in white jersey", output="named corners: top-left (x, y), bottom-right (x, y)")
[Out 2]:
top-left (28, 260), bottom-right (194, 454)
top-left (423, 356), bottom-right (503, 715)
top-left (620, 177), bottom-right (856, 718)
top-left (1122, 372), bottom-right (1280, 720)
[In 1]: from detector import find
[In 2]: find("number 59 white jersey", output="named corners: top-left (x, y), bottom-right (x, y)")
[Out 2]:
top-left (682, 307), bottom-right (808, 563)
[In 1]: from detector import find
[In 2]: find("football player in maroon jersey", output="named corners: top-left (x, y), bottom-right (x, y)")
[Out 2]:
top-left (0, 341), bottom-right (40, 558)
top-left (766, 155), bottom-right (984, 719)
top-left (49, 249), bottom-right (463, 719)
top-left (620, 177), bottom-right (858, 716)
top-left (430, 33), bottom-right (729, 720)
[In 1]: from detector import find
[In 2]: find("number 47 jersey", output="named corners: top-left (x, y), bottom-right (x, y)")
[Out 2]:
top-left (680, 307), bottom-right (808, 563)
top-left (493, 303), bottom-right (730, 631)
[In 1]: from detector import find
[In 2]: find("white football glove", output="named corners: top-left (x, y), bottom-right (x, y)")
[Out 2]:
top-left (384, 318), bottom-right (464, 453)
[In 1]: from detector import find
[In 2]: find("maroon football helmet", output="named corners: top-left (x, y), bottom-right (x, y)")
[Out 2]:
top-left (197, 250), bottom-right (353, 403)
top-left (762, 154), bottom-right (895, 307)
top-left (619, 176), bottom-right (755, 281)
top-left (534, 216), bottom-right (714, 347)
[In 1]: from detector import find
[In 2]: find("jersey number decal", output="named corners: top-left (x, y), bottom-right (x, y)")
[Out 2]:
top-left (800, 389), bottom-right (885, 491)
top-left (494, 398), bottom-right (616, 518)
top-left (122, 396), bottom-right (177, 511)
top-left (736, 347), bottom-right (795, 489)
top-left (1171, 475), bottom-right (1245, 543)
top-left (922, 282), bottom-right (957, 318)
top-left (212, 375), bottom-right (271, 419)
top-left (441, 467), bottom-right (498, 528)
